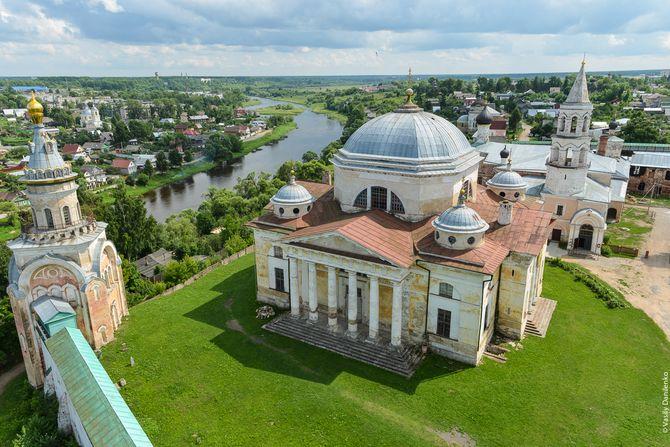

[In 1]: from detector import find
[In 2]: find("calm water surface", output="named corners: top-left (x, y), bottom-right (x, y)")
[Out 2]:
top-left (143, 98), bottom-right (343, 221)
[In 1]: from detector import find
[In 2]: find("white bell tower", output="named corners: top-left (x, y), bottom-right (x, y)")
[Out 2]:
top-left (545, 60), bottom-right (593, 196)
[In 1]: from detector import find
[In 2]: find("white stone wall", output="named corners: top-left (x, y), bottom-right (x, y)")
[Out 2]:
top-left (334, 164), bottom-right (479, 222)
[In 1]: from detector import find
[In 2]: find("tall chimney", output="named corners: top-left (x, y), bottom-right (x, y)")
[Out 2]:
top-left (498, 200), bottom-right (513, 226)
top-left (597, 132), bottom-right (609, 156)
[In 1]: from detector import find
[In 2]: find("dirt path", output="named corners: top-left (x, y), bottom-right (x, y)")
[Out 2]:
top-left (566, 206), bottom-right (670, 338)
top-left (0, 363), bottom-right (25, 396)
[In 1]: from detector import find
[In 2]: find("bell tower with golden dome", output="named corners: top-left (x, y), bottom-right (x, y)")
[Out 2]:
top-left (6, 93), bottom-right (129, 387)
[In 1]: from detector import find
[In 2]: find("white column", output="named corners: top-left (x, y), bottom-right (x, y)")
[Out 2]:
top-left (368, 276), bottom-right (379, 340)
top-left (347, 270), bottom-right (358, 335)
top-left (289, 258), bottom-right (299, 317)
top-left (308, 261), bottom-right (318, 322)
top-left (327, 266), bottom-right (337, 328)
top-left (391, 281), bottom-right (402, 347)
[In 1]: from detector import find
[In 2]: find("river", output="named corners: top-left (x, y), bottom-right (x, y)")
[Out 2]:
top-left (143, 98), bottom-right (343, 222)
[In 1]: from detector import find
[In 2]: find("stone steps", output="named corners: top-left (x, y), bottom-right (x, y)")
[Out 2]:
top-left (263, 315), bottom-right (423, 377)
top-left (524, 298), bottom-right (557, 338)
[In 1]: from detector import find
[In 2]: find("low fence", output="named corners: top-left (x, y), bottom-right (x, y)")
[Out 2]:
top-left (608, 245), bottom-right (639, 257)
top-left (150, 245), bottom-right (255, 300)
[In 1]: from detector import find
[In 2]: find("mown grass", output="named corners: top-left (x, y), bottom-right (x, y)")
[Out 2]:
top-left (100, 254), bottom-right (669, 446)
top-left (255, 106), bottom-right (303, 116)
top-left (0, 220), bottom-right (20, 242)
top-left (0, 374), bottom-right (31, 445)
top-left (606, 206), bottom-right (654, 248)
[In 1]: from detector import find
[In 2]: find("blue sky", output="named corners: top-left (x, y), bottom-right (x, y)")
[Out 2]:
top-left (1, 0), bottom-right (669, 76)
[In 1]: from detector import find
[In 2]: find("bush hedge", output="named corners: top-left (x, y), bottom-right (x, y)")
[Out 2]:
top-left (547, 258), bottom-right (628, 308)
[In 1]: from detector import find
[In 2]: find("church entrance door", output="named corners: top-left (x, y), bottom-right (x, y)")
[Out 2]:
top-left (575, 224), bottom-right (594, 251)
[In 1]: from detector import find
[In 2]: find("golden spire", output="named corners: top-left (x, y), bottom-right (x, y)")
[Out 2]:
top-left (27, 91), bottom-right (44, 125)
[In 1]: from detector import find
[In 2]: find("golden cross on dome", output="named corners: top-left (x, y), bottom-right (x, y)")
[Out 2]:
top-left (405, 67), bottom-right (414, 103)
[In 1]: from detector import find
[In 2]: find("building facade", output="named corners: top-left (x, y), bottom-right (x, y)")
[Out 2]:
top-left (7, 94), bottom-right (128, 387)
top-left (477, 63), bottom-right (630, 255)
top-left (250, 88), bottom-right (553, 373)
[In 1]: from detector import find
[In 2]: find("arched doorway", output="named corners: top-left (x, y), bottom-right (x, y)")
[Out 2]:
top-left (575, 224), bottom-right (594, 250)
top-left (607, 208), bottom-right (617, 221)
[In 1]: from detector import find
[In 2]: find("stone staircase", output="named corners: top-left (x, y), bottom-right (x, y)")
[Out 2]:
top-left (524, 297), bottom-right (557, 338)
top-left (264, 314), bottom-right (424, 378)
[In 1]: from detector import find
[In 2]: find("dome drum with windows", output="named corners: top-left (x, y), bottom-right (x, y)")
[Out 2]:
top-left (486, 156), bottom-right (527, 201)
top-left (432, 190), bottom-right (489, 250)
top-left (271, 172), bottom-right (315, 219)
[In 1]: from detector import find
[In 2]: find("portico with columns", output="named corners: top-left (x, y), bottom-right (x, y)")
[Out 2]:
top-left (284, 244), bottom-right (410, 348)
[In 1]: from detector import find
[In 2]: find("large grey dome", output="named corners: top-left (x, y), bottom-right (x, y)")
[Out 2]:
top-left (433, 204), bottom-right (489, 234)
top-left (342, 109), bottom-right (472, 162)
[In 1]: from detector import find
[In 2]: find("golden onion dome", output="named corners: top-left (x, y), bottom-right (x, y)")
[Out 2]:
top-left (27, 92), bottom-right (44, 124)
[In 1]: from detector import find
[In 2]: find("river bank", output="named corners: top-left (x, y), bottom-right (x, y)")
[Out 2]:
top-left (143, 97), bottom-right (343, 221)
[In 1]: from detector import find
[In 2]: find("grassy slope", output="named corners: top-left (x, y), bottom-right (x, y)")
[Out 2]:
top-left (0, 374), bottom-right (31, 445)
top-left (0, 221), bottom-right (20, 242)
top-left (234, 121), bottom-right (298, 157)
top-left (99, 254), bottom-right (669, 446)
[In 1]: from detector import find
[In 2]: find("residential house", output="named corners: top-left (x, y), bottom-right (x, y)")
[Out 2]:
top-left (61, 144), bottom-right (90, 162)
top-left (135, 248), bottom-right (173, 281)
top-left (224, 125), bottom-right (250, 138)
top-left (234, 107), bottom-right (248, 118)
top-left (80, 166), bottom-right (108, 189)
top-left (0, 191), bottom-right (30, 207)
top-left (111, 158), bottom-right (137, 175)
top-left (132, 154), bottom-right (157, 170)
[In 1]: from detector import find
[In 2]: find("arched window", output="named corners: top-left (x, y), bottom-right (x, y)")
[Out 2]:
top-left (570, 116), bottom-right (577, 133)
top-left (353, 189), bottom-right (368, 208)
top-left (390, 192), bottom-right (405, 214)
top-left (438, 282), bottom-right (454, 299)
top-left (462, 179), bottom-right (471, 199)
top-left (98, 325), bottom-right (108, 343)
top-left (44, 208), bottom-right (54, 229)
top-left (370, 186), bottom-right (387, 210)
top-left (63, 206), bottom-right (72, 226)
top-left (558, 115), bottom-right (566, 132)
top-left (565, 147), bottom-right (573, 166)
top-left (582, 115), bottom-right (589, 133)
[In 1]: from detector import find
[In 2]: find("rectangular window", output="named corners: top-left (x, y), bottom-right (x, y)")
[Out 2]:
top-left (556, 205), bottom-right (564, 216)
top-left (370, 186), bottom-right (387, 210)
top-left (274, 268), bottom-right (285, 292)
top-left (438, 282), bottom-right (453, 299)
top-left (436, 309), bottom-right (452, 338)
top-left (484, 302), bottom-right (491, 329)
top-left (273, 246), bottom-right (283, 258)
top-left (665, 171), bottom-right (670, 181)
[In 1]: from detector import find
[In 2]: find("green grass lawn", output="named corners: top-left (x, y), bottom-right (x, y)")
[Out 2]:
top-left (99, 254), bottom-right (669, 446)
top-left (0, 373), bottom-right (32, 445)
top-left (234, 121), bottom-right (298, 157)
top-left (255, 105), bottom-right (303, 116)
top-left (605, 206), bottom-right (654, 248)
top-left (627, 193), bottom-right (670, 208)
top-left (0, 221), bottom-right (20, 242)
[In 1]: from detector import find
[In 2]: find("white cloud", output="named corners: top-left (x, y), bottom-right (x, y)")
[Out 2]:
top-left (87, 0), bottom-right (124, 13)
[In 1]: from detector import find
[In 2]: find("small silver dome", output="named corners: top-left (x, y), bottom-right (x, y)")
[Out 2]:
top-left (487, 169), bottom-right (527, 189)
top-left (271, 176), bottom-right (314, 205)
top-left (81, 104), bottom-right (92, 116)
top-left (433, 203), bottom-right (489, 234)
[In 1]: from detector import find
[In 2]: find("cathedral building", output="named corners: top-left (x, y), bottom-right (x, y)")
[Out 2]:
top-left (476, 62), bottom-right (630, 255)
top-left (80, 102), bottom-right (103, 131)
top-left (249, 88), bottom-right (554, 375)
top-left (7, 94), bottom-right (128, 387)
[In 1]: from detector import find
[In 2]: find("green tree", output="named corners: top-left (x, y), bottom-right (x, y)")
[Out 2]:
top-left (620, 111), bottom-right (664, 143)
top-left (97, 186), bottom-right (161, 260)
top-left (204, 133), bottom-right (233, 164)
top-left (156, 151), bottom-right (170, 172)
top-left (224, 233), bottom-right (247, 255)
top-left (168, 149), bottom-right (183, 167)
top-left (127, 119), bottom-right (153, 141)
top-left (301, 150), bottom-right (319, 162)
top-left (508, 107), bottom-right (522, 133)
top-left (136, 173), bottom-right (149, 186)
top-left (112, 116), bottom-right (131, 146)
top-left (142, 160), bottom-right (154, 177)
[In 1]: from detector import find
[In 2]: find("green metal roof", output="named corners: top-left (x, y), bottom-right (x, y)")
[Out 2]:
top-left (45, 328), bottom-right (153, 447)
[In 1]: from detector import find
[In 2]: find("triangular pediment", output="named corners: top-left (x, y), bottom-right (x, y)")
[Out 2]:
top-left (287, 232), bottom-right (395, 266)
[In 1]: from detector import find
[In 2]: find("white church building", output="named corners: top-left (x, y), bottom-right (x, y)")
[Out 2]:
top-left (250, 88), bottom-right (554, 376)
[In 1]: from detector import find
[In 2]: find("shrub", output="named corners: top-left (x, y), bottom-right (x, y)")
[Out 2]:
top-left (602, 233), bottom-right (611, 245)
top-left (135, 173), bottom-right (149, 186)
top-left (601, 245), bottom-right (612, 257)
top-left (547, 258), bottom-right (628, 308)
